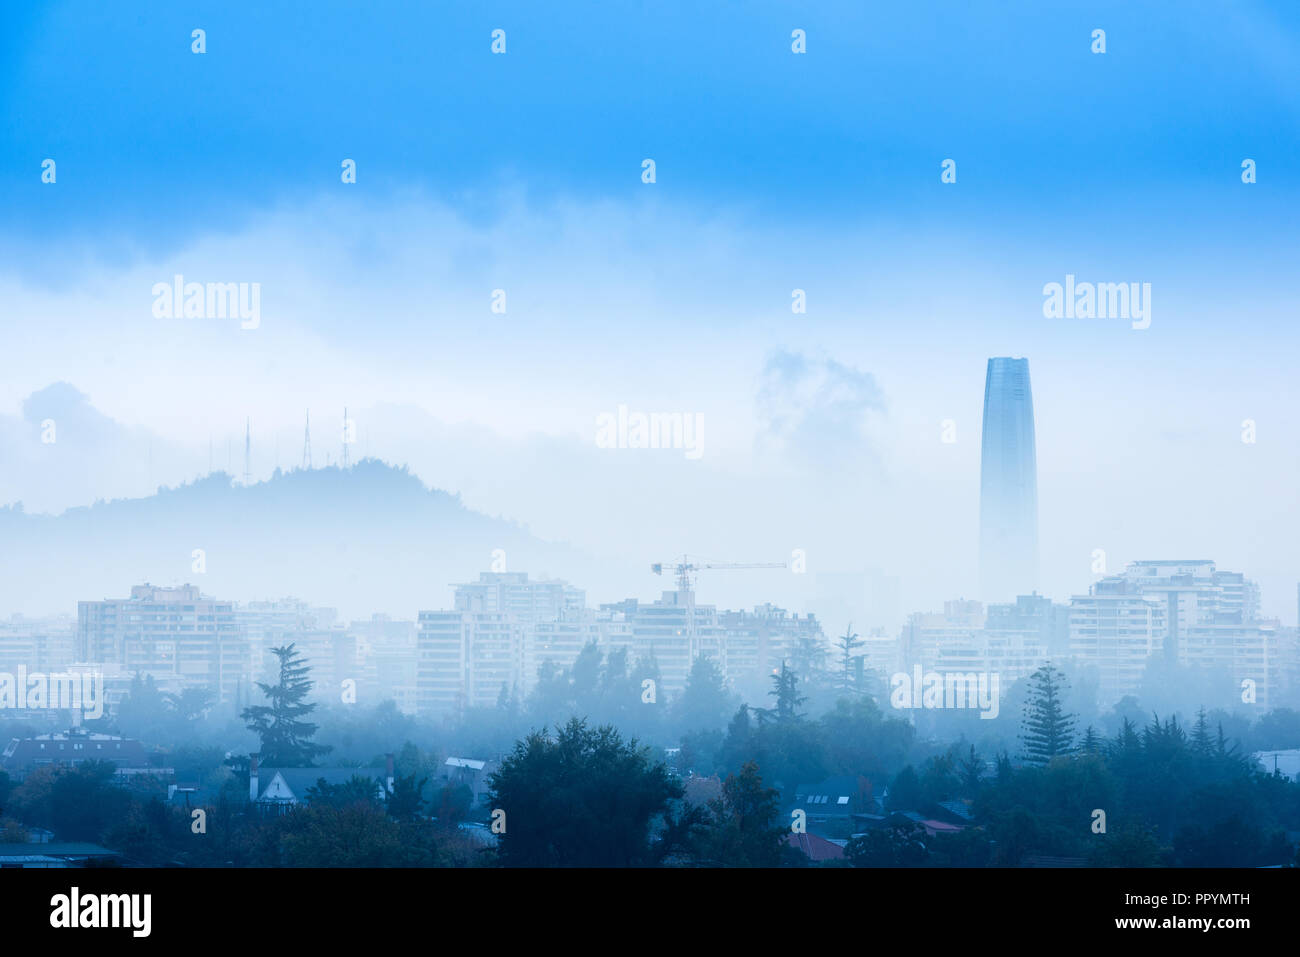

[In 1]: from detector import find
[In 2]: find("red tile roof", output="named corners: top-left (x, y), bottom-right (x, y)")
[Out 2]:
top-left (785, 832), bottom-right (846, 862)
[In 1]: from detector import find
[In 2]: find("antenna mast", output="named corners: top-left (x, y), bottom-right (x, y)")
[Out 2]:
top-left (243, 418), bottom-right (252, 486)
top-left (302, 411), bottom-right (313, 469)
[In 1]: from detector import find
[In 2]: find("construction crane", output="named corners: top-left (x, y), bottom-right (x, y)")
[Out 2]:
top-left (649, 556), bottom-right (787, 663)
top-left (650, 556), bottom-right (787, 594)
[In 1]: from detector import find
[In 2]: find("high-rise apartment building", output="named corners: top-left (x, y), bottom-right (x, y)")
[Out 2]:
top-left (77, 584), bottom-right (247, 704)
top-left (1068, 561), bottom-right (1273, 707)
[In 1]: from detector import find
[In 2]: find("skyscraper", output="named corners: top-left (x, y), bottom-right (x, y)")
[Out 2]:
top-left (979, 357), bottom-right (1039, 602)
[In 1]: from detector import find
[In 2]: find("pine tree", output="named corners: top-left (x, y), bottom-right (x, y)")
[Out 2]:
top-left (759, 661), bottom-right (806, 725)
top-left (1191, 707), bottom-right (1212, 753)
top-left (789, 636), bottom-right (829, 691)
top-left (958, 744), bottom-right (984, 797)
top-left (995, 751), bottom-right (1014, 785)
top-left (241, 643), bottom-right (332, 767)
top-left (1019, 663), bottom-right (1076, 766)
top-left (1080, 725), bottom-right (1101, 755)
top-left (1112, 717), bottom-right (1142, 758)
top-left (835, 623), bottom-right (864, 696)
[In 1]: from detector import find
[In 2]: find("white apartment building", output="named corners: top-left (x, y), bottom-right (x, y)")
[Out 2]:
top-left (77, 584), bottom-right (248, 705)
top-left (416, 573), bottom-right (825, 718)
top-left (1068, 582), bottom-right (1166, 705)
top-left (416, 611), bottom-right (525, 715)
top-left (236, 598), bottom-right (337, 687)
top-left (0, 616), bottom-right (76, 673)
top-left (1068, 561), bottom-right (1273, 708)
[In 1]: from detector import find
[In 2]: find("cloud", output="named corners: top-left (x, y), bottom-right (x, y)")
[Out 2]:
top-left (0, 382), bottom-right (198, 514)
top-left (754, 349), bottom-right (887, 471)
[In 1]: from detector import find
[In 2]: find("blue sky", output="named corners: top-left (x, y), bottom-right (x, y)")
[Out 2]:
top-left (1, 2), bottom-right (1298, 621)
top-left (5, 1), bottom-right (1300, 252)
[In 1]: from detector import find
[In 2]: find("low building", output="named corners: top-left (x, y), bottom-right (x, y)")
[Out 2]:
top-left (0, 843), bottom-right (123, 869)
top-left (1, 729), bottom-right (151, 778)
top-left (785, 832), bottom-right (846, 863)
top-left (247, 753), bottom-right (394, 813)
top-left (441, 756), bottom-right (498, 809)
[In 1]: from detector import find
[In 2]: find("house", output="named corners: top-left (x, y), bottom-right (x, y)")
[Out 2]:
top-left (785, 832), bottom-right (847, 863)
top-left (793, 775), bottom-right (875, 820)
top-left (936, 800), bottom-right (976, 824)
top-left (0, 843), bottom-right (124, 869)
top-left (441, 756), bottom-right (497, 809)
top-left (895, 810), bottom-right (966, 837)
top-left (248, 753), bottom-right (393, 813)
top-left (680, 773), bottom-right (723, 810)
top-left (167, 783), bottom-right (218, 809)
top-left (1, 729), bottom-right (152, 778)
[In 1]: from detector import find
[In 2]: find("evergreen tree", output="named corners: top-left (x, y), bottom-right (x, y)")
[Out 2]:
top-left (241, 643), bottom-right (332, 767)
top-left (789, 635), bottom-right (830, 695)
top-left (1191, 707), bottom-right (1213, 753)
top-left (958, 744), bottom-right (984, 797)
top-left (1080, 725), bottom-right (1101, 755)
top-left (675, 655), bottom-right (735, 733)
top-left (759, 661), bottom-right (806, 725)
top-left (835, 623), bottom-right (864, 697)
top-left (995, 750), bottom-right (1014, 785)
top-left (1019, 663), bottom-right (1076, 765)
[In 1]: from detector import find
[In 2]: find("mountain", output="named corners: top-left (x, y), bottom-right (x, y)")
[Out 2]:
top-left (0, 459), bottom-right (620, 618)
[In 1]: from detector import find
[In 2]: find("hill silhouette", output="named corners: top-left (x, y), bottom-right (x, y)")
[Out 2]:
top-left (0, 459), bottom-right (609, 617)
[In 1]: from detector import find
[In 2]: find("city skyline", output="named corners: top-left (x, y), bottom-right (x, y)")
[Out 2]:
top-left (3, 544), bottom-right (1286, 722)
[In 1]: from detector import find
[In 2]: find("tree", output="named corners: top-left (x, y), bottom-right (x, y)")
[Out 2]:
top-left (303, 775), bottom-right (380, 808)
top-left (1191, 707), bottom-right (1213, 754)
top-left (241, 644), bottom-right (332, 767)
top-left (957, 745), bottom-right (984, 798)
top-left (1020, 664), bottom-right (1076, 765)
top-left (835, 624), bottom-right (864, 697)
top-left (386, 772), bottom-right (429, 821)
top-left (759, 662), bottom-right (806, 725)
top-left (279, 802), bottom-right (406, 866)
top-left (846, 820), bottom-right (929, 867)
top-left (689, 761), bottom-right (787, 866)
top-left (487, 718), bottom-right (682, 867)
top-left (1080, 725), bottom-right (1102, 755)
top-left (675, 655), bottom-right (736, 734)
top-left (1090, 822), bottom-right (1165, 867)
top-left (887, 765), bottom-right (922, 811)
top-left (115, 673), bottom-right (169, 740)
top-left (434, 781), bottom-right (474, 826)
top-left (165, 686), bottom-right (214, 730)
top-left (819, 696), bottom-right (913, 782)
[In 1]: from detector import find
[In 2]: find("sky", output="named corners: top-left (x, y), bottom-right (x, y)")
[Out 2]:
top-left (1, 1), bottom-right (1298, 624)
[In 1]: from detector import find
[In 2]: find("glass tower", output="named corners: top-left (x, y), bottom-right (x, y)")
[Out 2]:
top-left (979, 357), bottom-right (1039, 602)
